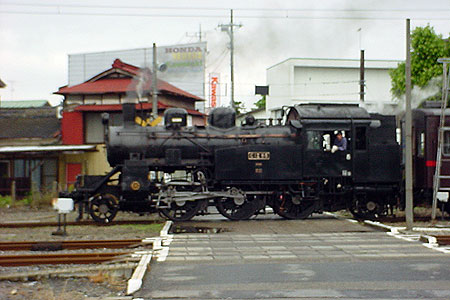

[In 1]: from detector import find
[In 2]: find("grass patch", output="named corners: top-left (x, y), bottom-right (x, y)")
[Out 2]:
top-left (0, 194), bottom-right (34, 207)
top-left (0, 195), bottom-right (12, 207)
top-left (119, 223), bottom-right (164, 232)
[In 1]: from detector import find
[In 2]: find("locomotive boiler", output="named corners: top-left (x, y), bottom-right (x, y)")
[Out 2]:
top-left (66, 102), bottom-right (402, 223)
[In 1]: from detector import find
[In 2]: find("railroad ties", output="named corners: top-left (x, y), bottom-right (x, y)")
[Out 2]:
top-left (0, 239), bottom-right (152, 267)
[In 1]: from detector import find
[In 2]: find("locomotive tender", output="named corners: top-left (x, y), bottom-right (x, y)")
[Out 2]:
top-left (66, 102), bottom-right (401, 223)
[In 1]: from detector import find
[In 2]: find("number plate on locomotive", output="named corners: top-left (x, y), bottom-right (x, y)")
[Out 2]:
top-left (248, 152), bottom-right (270, 160)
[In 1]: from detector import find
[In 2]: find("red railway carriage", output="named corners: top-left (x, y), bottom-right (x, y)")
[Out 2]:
top-left (412, 105), bottom-right (450, 207)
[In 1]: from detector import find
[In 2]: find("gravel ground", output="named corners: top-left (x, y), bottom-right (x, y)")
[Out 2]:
top-left (0, 206), bottom-right (165, 300)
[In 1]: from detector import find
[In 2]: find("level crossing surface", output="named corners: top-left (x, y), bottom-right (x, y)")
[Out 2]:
top-left (135, 214), bottom-right (450, 299)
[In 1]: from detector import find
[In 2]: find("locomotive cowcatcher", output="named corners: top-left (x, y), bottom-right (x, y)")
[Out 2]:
top-left (62, 102), bottom-right (401, 222)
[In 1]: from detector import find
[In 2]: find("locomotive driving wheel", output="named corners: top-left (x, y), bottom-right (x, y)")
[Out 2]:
top-left (215, 188), bottom-right (258, 220)
top-left (160, 200), bottom-right (206, 221)
top-left (89, 193), bottom-right (119, 223)
top-left (272, 193), bottom-right (317, 220)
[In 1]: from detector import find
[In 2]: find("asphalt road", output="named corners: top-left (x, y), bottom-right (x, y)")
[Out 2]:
top-left (135, 213), bottom-right (450, 299)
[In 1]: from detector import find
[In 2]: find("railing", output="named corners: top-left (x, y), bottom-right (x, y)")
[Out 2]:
top-left (0, 177), bottom-right (31, 195)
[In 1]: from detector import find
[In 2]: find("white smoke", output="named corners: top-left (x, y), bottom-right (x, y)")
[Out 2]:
top-left (376, 75), bottom-right (443, 116)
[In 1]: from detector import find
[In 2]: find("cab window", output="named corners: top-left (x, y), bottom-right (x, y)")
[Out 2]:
top-left (355, 127), bottom-right (367, 150)
top-left (306, 131), bottom-right (322, 150)
top-left (306, 130), bottom-right (349, 151)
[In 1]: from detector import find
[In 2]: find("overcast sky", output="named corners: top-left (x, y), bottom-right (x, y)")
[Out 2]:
top-left (0, 0), bottom-right (449, 110)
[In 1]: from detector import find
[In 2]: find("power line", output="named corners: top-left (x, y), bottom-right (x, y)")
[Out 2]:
top-left (2, 2), bottom-right (449, 13)
top-left (0, 9), bottom-right (448, 20)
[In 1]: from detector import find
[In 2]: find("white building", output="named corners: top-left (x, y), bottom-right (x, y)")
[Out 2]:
top-left (266, 58), bottom-right (402, 118)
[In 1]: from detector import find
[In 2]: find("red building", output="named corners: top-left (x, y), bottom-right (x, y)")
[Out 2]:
top-left (56, 59), bottom-right (205, 145)
top-left (54, 59), bottom-right (205, 186)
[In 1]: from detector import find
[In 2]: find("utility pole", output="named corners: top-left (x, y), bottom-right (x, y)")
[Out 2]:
top-left (152, 43), bottom-right (158, 119)
top-left (360, 49), bottom-right (365, 102)
top-left (230, 10), bottom-right (235, 111)
top-left (405, 19), bottom-right (414, 230)
top-left (186, 24), bottom-right (203, 42)
top-left (219, 9), bottom-right (242, 111)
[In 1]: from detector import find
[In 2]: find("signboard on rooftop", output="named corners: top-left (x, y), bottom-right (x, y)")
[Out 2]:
top-left (68, 42), bottom-right (206, 99)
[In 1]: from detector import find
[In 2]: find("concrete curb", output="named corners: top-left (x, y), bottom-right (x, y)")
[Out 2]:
top-left (326, 212), bottom-right (450, 253)
top-left (126, 220), bottom-right (173, 295)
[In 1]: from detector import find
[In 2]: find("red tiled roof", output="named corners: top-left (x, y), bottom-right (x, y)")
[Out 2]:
top-left (55, 59), bottom-right (203, 101)
top-left (73, 103), bottom-right (205, 116)
top-left (111, 59), bottom-right (140, 75)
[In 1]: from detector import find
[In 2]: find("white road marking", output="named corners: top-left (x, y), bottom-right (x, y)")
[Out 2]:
top-left (127, 220), bottom-right (174, 295)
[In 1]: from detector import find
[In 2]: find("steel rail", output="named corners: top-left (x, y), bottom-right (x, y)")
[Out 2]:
top-left (0, 239), bottom-right (145, 251)
top-left (0, 252), bottom-right (130, 267)
top-left (435, 235), bottom-right (450, 245)
top-left (0, 219), bottom-right (161, 228)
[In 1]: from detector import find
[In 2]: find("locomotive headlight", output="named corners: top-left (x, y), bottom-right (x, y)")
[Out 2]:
top-left (130, 181), bottom-right (141, 191)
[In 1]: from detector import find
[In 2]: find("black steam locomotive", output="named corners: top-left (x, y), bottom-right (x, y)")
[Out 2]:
top-left (66, 103), bottom-right (401, 223)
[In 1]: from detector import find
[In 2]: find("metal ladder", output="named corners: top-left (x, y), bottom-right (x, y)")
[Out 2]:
top-left (432, 58), bottom-right (450, 220)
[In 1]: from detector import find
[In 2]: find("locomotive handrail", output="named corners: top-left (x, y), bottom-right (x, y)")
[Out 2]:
top-left (181, 134), bottom-right (212, 153)
top-left (116, 130), bottom-right (296, 139)
top-left (186, 133), bottom-right (295, 139)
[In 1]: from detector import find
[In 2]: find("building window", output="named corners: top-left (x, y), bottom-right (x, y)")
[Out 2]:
top-left (0, 161), bottom-right (10, 178)
top-left (85, 113), bottom-right (105, 143)
top-left (12, 158), bottom-right (57, 189)
top-left (418, 132), bottom-right (425, 157)
top-left (444, 131), bottom-right (450, 155)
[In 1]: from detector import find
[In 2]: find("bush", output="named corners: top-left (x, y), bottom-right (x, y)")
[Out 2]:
top-left (0, 195), bottom-right (12, 207)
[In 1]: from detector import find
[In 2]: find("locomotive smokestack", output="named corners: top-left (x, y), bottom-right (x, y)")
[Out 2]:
top-left (122, 101), bottom-right (136, 128)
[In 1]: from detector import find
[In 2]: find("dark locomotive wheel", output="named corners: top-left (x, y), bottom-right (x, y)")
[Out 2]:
top-left (445, 202), bottom-right (450, 215)
top-left (350, 196), bottom-right (381, 220)
top-left (160, 200), bottom-right (205, 221)
top-left (89, 193), bottom-right (119, 223)
top-left (214, 196), bottom-right (258, 220)
top-left (272, 193), bottom-right (317, 220)
top-left (349, 207), bottom-right (376, 220)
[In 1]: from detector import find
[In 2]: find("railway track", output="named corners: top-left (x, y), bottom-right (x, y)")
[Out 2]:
top-left (435, 235), bottom-right (450, 245)
top-left (0, 219), bottom-right (161, 228)
top-left (377, 215), bottom-right (436, 223)
top-left (0, 251), bottom-right (131, 267)
top-left (0, 239), bottom-right (146, 251)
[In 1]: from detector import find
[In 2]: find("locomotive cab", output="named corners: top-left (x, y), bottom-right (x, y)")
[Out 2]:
top-left (287, 104), bottom-right (371, 179)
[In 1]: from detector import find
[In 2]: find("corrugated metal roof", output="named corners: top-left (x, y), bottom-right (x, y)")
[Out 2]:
top-left (0, 145), bottom-right (96, 153)
top-left (0, 100), bottom-right (50, 108)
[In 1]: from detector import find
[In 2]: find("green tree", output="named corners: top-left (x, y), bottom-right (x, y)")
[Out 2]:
top-left (233, 101), bottom-right (245, 115)
top-left (254, 95), bottom-right (266, 109)
top-left (390, 25), bottom-right (450, 100)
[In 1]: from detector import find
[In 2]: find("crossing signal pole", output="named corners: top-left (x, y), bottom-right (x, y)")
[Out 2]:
top-left (405, 19), bottom-right (414, 230)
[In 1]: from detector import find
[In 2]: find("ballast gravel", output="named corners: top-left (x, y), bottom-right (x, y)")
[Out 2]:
top-left (0, 206), bottom-right (164, 300)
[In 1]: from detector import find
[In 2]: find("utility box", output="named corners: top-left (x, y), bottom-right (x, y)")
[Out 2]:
top-left (53, 198), bottom-right (74, 213)
top-left (437, 192), bottom-right (449, 203)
